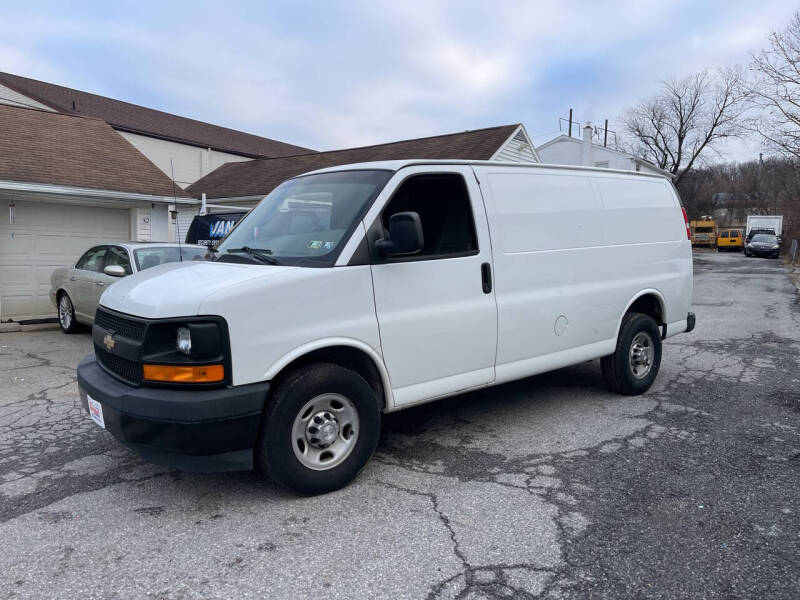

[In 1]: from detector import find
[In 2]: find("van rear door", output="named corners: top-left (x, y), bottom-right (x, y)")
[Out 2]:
top-left (366, 166), bottom-right (497, 407)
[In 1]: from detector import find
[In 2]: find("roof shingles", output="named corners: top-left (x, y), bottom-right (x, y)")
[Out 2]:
top-left (0, 104), bottom-right (190, 198)
top-left (187, 124), bottom-right (520, 199)
top-left (0, 71), bottom-right (313, 158)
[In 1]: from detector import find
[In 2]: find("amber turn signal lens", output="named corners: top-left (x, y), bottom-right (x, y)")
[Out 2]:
top-left (143, 363), bottom-right (224, 383)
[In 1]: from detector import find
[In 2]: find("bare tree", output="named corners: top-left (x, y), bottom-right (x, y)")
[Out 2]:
top-left (751, 11), bottom-right (800, 159)
top-left (621, 68), bottom-right (750, 184)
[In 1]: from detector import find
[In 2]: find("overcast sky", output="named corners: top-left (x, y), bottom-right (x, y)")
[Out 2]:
top-left (2, 1), bottom-right (798, 161)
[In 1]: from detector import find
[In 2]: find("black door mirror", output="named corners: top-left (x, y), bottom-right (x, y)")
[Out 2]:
top-left (375, 211), bottom-right (424, 257)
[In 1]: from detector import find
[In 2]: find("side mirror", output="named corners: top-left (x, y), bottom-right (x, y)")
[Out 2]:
top-left (104, 265), bottom-right (126, 278)
top-left (375, 211), bottom-right (424, 257)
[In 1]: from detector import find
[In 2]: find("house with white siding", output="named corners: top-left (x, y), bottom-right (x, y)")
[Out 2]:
top-left (0, 72), bottom-right (314, 243)
top-left (537, 124), bottom-right (672, 178)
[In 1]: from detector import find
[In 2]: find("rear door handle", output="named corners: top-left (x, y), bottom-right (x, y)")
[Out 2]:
top-left (481, 262), bottom-right (492, 294)
top-left (69, 277), bottom-right (77, 281)
top-left (95, 281), bottom-right (105, 287)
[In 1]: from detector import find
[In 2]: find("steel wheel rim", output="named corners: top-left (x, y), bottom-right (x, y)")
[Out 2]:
top-left (291, 393), bottom-right (359, 471)
top-left (58, 296), bottom-right (72, 329)
top-left (629, 331), bottom-right (654, 379)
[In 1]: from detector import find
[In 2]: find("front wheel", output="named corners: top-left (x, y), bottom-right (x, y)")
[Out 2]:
top-left (257, 363), bottom-right (381, 494)
top-left (601, 313), bottom-right (662, 395)
top-left (57, 293), bottom-right (80, 334)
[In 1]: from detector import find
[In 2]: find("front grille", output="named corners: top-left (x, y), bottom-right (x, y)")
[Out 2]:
top-left (96, 347), bottom-right (142, 384)
top-left (94, 308), bottom-right (146, 343)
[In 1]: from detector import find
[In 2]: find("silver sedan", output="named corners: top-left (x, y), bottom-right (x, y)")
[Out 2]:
top-left (49, 242), bottom-right (208, 333)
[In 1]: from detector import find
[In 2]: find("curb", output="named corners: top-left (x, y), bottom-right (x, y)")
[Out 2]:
top-left (0, 322), bottom-right (61, 333)
top-left (20, 323), bottom-right (61, 332)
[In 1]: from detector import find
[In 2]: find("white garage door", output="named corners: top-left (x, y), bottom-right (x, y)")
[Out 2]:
top-left (0, 200), bottom-right (130, 321)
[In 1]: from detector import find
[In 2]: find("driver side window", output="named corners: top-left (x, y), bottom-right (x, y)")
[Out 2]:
top-left (378, 174), bottom-right (478, 260)
top-left (75, 246), bottom-right (108, 272)
top-left (105, 246), bottom-right (132, 275)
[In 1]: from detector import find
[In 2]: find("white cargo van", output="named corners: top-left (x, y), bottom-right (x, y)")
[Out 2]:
top-left (77, 160), bottom-right (695, 494)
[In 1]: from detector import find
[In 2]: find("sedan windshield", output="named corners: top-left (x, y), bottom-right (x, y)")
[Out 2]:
top-left (216, 170), bottom-right (392, 267)
top-left (134, 247), bottom-right (208, 271)
top-left (751, 234), bottom-right (777, 244)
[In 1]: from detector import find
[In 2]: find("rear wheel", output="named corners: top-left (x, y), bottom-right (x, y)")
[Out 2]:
top-left (601, 312), bottom-right (662, 395)
top-left (57, 293), bottom-right (80, 334)
top-left (257, 363), bottom-right (381, 495)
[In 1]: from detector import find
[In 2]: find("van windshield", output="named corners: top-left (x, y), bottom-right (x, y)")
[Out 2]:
top-left (216, 170), bottom-right (392, 267)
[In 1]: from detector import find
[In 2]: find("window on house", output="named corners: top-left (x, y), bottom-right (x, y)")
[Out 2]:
top-left (635, 164), bottom-right (641, 172)
top-left (379, 174), bottom-right (478, 259)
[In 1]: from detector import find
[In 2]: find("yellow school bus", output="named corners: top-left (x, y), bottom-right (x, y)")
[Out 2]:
top-left (690, 219), bottom-right (716, 247)
top-left (716, 228), bottom-right (743, 251)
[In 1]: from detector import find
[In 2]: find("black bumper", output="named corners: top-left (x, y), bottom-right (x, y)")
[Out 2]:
top-left (77, 355), bottom-right (269, 472)
top-left (749, 249), bottom-right (779, 258)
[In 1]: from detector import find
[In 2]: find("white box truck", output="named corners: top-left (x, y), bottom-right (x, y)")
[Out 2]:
top-left (746, 215), bottom-right (784, 240)
top-left (76, 160), bottom-right (695, 494)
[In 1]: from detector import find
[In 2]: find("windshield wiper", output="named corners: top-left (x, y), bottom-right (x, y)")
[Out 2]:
top-left (224, 246), bottom-right (282, 265)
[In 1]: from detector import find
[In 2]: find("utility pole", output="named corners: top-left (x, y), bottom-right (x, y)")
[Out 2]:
top-left (568, 108), bottom-right (573, 137)
top-left (603, 119), bottom-right (608, 147)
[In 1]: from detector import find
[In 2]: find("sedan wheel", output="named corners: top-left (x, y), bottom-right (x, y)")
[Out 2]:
top-left (58, 294), bottom-right (79, 334)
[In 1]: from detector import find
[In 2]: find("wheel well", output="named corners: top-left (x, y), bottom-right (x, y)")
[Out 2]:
top-left (626, 294), bottom-right (664, 325)
top-left (272, 346), bottom-right (387, 410)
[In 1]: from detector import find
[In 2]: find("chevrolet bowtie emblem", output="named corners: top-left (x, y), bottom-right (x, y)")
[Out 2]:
top-left (103, 333), bottom-right (116, 351)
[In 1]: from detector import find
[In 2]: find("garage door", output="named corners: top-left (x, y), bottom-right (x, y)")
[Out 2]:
top-left (0, 200), bottom-right (130, 321)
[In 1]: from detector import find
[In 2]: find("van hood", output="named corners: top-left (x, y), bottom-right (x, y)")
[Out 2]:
top-left (100, 261), bottom-right (298, 319)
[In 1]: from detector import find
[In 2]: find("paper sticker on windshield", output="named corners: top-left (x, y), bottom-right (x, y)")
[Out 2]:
top-left (308, 240), bottom-right (323, 249)
top-left (323, 241), bottom-right (336, 250)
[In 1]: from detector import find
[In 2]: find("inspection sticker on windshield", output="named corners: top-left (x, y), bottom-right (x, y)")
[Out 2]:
top-left (323, 241), bottom-right (336, 250)
top-left (308, 240), bottom-right (323, 249)
top-left (87, 395), bottom-right (105, 429)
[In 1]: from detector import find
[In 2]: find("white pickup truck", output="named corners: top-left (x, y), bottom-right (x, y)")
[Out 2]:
top-left (77, 160), bottom-right (695, 494)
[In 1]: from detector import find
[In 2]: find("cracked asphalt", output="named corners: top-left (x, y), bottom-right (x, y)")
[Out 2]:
top-left (1, 251), bottom-right (799, 599)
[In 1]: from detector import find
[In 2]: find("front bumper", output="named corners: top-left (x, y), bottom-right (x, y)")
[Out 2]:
top-left (77, 355), bottom-right (269, 472)
top-left (748, 247), bottom-right (779, 257)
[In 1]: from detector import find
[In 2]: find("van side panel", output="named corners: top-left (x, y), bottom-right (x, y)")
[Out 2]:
top-left (594, 177), bottom-right (685, 244)
top-left (475, 166), bottom-right (691, 384)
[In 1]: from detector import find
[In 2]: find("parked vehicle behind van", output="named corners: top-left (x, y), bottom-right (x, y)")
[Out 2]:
top-left (690, 218), bottom-right (716, 247)
top-left (50, 242), bottom-right (208, 333)
top-left (77, 161), bottom-right (695, 494)
top-left (717, 228), bottom-right (743, 251)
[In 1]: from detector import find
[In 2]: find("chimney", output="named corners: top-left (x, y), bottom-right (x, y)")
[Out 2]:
top-left (583, 123), bottom-right (593, 144)
top-left (581, 123), bottom-right (593, 166)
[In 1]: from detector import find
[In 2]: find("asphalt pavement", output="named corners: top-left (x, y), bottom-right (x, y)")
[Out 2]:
top-left (1, 251), bottom-right (798, 599)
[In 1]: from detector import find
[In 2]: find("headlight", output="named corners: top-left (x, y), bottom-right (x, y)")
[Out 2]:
top-left (177, 326), bottom-right (192, 355)
top-left (141, 319), bottom-right (227, 385)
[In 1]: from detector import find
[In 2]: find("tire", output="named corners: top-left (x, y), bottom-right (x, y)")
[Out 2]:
top-left (57, 292), bottom-right (80, 334)
top-left (601, 312), bottom-right (662, 396)
top-left (257, 363), bottom-right (381, 495)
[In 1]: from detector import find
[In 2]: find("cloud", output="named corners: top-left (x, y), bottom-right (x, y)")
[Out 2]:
top-left (0, 0), bottom-right (798, 162)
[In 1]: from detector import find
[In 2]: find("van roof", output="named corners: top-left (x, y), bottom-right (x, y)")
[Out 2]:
top-left (300, 159), bottom-right (671, 180)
